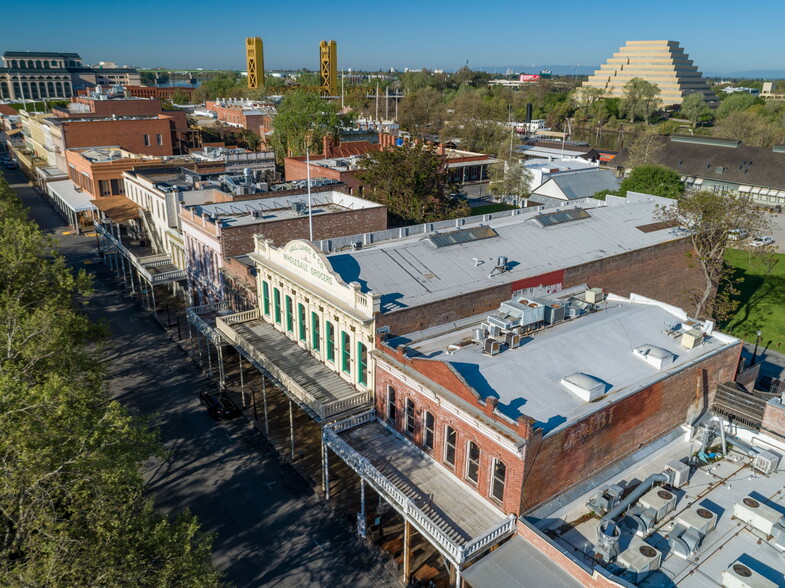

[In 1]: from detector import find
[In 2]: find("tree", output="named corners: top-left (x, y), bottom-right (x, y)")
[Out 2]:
top-left (488, 160), bottom-right (533, 205)
top-left (398, 87), bottom-right (444, 139)
top-left (620, 78), bottom-right (662, 123)
top-left (357, 145), bottom-right (468, 224)
top-left (618, 165), bottom-right (684, 198)
top-left (655, 190), bottom-right (771, 319)
top-left (624, 126), bottom-right (666, 167)
top-left (271, 90), bottom-right (348, 158)
top-left (171, 90), bottom-right (191, 105)
top-left (680, 93), bottom-right (712, 126)
top-left (715, 110), bottom-right (785, 147)
top-left (0, 177), bottom-right (222, 586)
top-left (716, 92), bottom-right (757, 119)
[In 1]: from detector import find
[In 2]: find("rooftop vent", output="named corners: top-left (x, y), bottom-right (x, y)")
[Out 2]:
top-left (680, 328), bottom-right (704, 350)
top-left (733, 495), bottom-right (785, 537)
top-left (428, 225), bottom-right (499, 248)
top-left (533, 207), bottom-right (591, 227)
top-left (290, 201), bottom-right (306, 215)
top-left (561, 372), bottom-right (607, 402)
top-left (634, 345), bottom-right (676, 369)
top-left (585, 287), bottom-right (604, 304)
top-left (614, 536), bottom-right (662, 584)
top-left (482, 337), bottom-right (500, 356)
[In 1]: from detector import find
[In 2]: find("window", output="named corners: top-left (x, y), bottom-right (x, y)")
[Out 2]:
top-left (387, 386), bottom-right (396, 424)
top-left (423, 412), bottom-right (434, 450)
top-left (156, 133), bottom-right (163, 146)
top-left (110, 178), bottom-right (123, 195)
top-left (466, 442), bottom-right (480, 485)
top-left (341, 331), bottom-right (351, 373)
top-left (326, 321), bottom-right (335, 362)
top-left (357, 342), bottom-right (368, 385)
top-left (143, 134), bottom-right (150, 146)
top-left (311, 312), bottom-right (320, 351)
top-left (405, 399), bottom-right (415, 437)
top-left (262, 281), bottom-right (270, 316)
top-left (298, 303), bottom-right (306, 341)
top-left (444, 426), bottom-right (456, 467)
top-left (491, 460), bottom-right (506, 503)
top-left (273, 288), bottom-right (281, 324)
top-left (98, 179), bottom-right (111, 196)
top-left (285, 296), bottom-right (293, 332)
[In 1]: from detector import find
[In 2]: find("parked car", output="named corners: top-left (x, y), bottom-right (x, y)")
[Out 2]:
top-left (727, 228), bottom-right (748, 241)
top-left (3, 160), bottom-right (16, 170)
top-left (199, 391), bottom-right (241, 420)
top-left (750, 236), bottom-right (774, 247)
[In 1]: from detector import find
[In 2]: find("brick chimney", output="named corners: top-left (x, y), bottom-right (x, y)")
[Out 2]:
top-left (323, 135), bottom-right (331, 158)
top-left (439, 142), bottom-right (445, 155)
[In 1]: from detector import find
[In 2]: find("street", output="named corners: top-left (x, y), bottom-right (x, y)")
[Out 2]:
top-left (3, 168), bottom-right (397, 588)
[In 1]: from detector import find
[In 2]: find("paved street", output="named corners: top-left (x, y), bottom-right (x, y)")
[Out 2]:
top-left (3, 168), bottom-right (397, 588)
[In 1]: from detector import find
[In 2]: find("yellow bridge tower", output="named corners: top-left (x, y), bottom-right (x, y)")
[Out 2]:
top-left (319, 40), bottom-right (337, 96)
top-left (246, 36), bottom-right (264, 90)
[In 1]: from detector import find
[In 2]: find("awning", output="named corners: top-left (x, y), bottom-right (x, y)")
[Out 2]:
top-left (47, 180), bottom-right (95, 213)
top-left (751, 187), bottom-right (761, 195)
top-left (693, 178), bottom-right (704, 185)
top-left (447, 158), bottom-right (500, 168)
top-left (6, 128), bottom-right (22, 135)
top-left (91, 195), bottom-right (140, 223)
top-left (738, 185), bottom-right (752, 193)
top-left (759, 188), bottom-right (771, 197)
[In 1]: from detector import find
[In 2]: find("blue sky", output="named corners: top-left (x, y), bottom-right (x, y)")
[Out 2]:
top-left (3, 0), bottom-right (783, 73)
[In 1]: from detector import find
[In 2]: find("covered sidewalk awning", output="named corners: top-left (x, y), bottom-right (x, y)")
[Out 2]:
top-left (46, 179), bottom-right (96, 233)
top-left (92, 195), bottom-right (140, 223)
top-left (461, 534), bottom-right (583, 587)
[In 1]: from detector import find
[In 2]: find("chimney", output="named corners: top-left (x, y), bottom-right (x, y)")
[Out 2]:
top-left (378, 132), bottom-right (384, 147)
top-left (526, 103), bottom-right (533, 124)
top-left (439, 142), bottom-right (445, 155)
top-left (322, 135), bottom-right (330, 158)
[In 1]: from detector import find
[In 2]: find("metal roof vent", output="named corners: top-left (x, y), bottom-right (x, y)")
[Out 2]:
top-left (680, 328), bottom-right (704, 350)
top-left (634, 345), bottom-right (676, 369)
top-left (561, 372), bottom-right (607, 402)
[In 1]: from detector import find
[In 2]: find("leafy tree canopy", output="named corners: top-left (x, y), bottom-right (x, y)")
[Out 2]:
top-left (619, 164), bottom-right (684, 198)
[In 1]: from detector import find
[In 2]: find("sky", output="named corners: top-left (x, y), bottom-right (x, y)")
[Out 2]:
top-left (2, 0), bottom-right (783, 74)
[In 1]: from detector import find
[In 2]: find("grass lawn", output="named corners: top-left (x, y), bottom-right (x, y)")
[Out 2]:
top-left (469, 203), bottom-right (518, 215)
top-left (721, 248), bottom-right (785, 351)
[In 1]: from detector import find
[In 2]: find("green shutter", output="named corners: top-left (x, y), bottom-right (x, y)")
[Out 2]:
top-left (312, 312), bottom-right (320, 351)
top-left (273, 288), bottom-right (281, 324)
top-left (326, 322), bottom-right (334, 362)
top-left (357, 342), bottom-right (367, 385)
top-left (341, 331), bottom-right (351, 373)
top-left (262, 281), bottom-right (270, 316)
top-left (285, 296), bottom-right (293, 332)
top-left (298, 304), bottom-right (306, 341)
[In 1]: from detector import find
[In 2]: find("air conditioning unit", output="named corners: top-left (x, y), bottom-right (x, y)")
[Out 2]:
top-left (485, 323), bottom-right (501, 338)
top-left (587, 484), bottom-right (623, 515)
top-left (665, 459), bottom-right (691, 488)
top-left (585, 287), bottom-right (604, 304)
top-left (505, 331), bottom-right (521, 349)
top-left (482, 337), bottom-right (500, 356)
top-left (753, 449), bottom-right (781, 475)
top-left (721, 560), bottom-right (779, 588)
top-left (252, 210), bottom-right (265, 218)
top-left (639, 487), bottom-right (677, 521)
top-left (627, 506), bottom-right (658, 537)
top-left (680, 328), bottom-right (704, 350)
top-left (472, 327), bottom-right (487, 343)
top-left (614, 537), bottom-right (662, 584)
top-left (290, 201), bottom-right (306, 215)
top-left (351, 240), bottom-right (362, 251)
top-left (676, 505), bottom-right (717, 536)
top-left (733, 496), bottom-right (785, 537)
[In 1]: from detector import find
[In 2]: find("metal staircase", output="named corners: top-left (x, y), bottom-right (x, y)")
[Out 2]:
top-left (140, 209), bottom-right (164, 253)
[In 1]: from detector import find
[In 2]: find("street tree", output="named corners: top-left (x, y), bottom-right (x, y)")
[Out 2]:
top-left (655, 190), bottom-right (771, 319)
top-left (271, 90), bottom-right (349, 158)
top-left (488, 159), bottom-right (533, 205)
top-left (357, 145), bottom-right (469, 224)
top-left (680, 93), bottom-right (712, 126)
top-left (620, 78), bottom-right (662, 123)
top-left (618, 165), bottom-right (684, 198)
top-left (398, 87), bottom-right (444, 139)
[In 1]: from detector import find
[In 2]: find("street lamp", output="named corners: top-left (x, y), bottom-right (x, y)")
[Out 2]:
top-left (751, 329), bottom-right (763, 366)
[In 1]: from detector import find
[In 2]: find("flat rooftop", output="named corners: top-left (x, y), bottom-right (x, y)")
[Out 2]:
top-left (393, 291), bottom-right (738, 435)
top-left (532, 428), bottom-right (785, 588)
top-left (326, 193), bottom-right (684, 313)
top-left (525, 158), bottom-right (596, 172)
top-left (189, 190), bottom-right (383, 228)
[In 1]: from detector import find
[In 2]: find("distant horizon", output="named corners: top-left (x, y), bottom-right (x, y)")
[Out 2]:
top-left (3, 0), bottom-right (784, 74)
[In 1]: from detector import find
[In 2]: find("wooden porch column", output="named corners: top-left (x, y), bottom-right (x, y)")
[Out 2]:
top-left (206, 337), bottom-right (213, 376)
top-left (150, 284), bottom-right (157, 318)
top-left (455, 564), bottom-right (462, 588)
top-left (239, 354), bottom-right (246, 407)
top-left (289, 399), bottom-right (295, 460)
top-left (357, 478), bottom-right (367, 537)
top-left (322, 434), bottom-right (330, 500)
top-left (403, 520), bottom-right (412, 583)
top-left (262, 375), bottom-right (269, 434)
top-left (217, 344), bottom-right (225, 387)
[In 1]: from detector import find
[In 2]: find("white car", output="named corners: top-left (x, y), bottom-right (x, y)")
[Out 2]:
top-left (750, 236), bottom-right (774, 247)
top-left (728, 229), bottom-right (748, 241)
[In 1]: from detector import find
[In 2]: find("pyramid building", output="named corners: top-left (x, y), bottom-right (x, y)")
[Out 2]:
top-left (583, 40), bottom-right (718, 106)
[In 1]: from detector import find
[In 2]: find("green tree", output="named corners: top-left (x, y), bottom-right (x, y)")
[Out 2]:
top-left (271, 90), bottom-right (347, 158)
top-left (624, 126), bottom-right (666, 167)
top-left (488, 159), bottom-right (532, 205)
top-left (171, 90), bottom-right (191, 105)
top-left (357, 145), bottom-right (468, 224)
top-left (715, 110), bottom-right (785, 147)
top-left (0, 177), bottom-right (222, 587)
top-left (655, 190), bottom-right (771, 319)
top-left (618, 165), bottom-right (684, 198)
top-left (398, 87), bottom-right (444, 139)
top-left (620, 78), bottom-right (662, 123)
top-left (715, 92), bottom-right (757, 119)
top-left (680, 93), bottom-right (712, 126)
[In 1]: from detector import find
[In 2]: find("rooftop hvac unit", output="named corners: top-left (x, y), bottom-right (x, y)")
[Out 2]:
top-left (732, 496), bottom-right (785, 537)
top-left (721, 560), bottom-right (779, 588)
top-left (484, 323), bottom-right (501, 338)
top-left (251, 210), bottom-right (265, 219)
top-left (505, 331), bottom-right (521, 349)
top-left (587, 484), bottom-right (623, 515)
top-left (680, 328), bottom-right (704, 350)
top-left (585, 287), bottom-right (605, 304)
top-left (290, 201), bottom-right (306, 215)
top-left (753, 449), bottom-right (781, 475)
top-left (638, 487), bottom-right (677, 523)
top-left (351, 240), bottom-right (362, 251)
top-left (665, 459), bottom-right (691, 488)
top-left (566, 306), bottom-right (582, 318)
top-left (676, 505), bottom-right (718, 536)
top-left (482, 337), bottom-right (500, 356)
top-left (472, 327), bottom-right (487, 343)
top-left (614, 537), bottom-right (662, 584)
top-left (627, 506), bottom-right (658, 537)
top-left (487, 314), bottom-right (516, 331)
top-left (544, 304), bottom-right (564, 325)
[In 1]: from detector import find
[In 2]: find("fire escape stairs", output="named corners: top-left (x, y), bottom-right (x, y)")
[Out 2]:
top-left (140, 209), bottom-right (164, 253)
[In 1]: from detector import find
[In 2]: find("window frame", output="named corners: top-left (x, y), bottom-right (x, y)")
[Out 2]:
top-left (444, 426), bottom-right (457, 468)
top-left (273, 288), bottom-right (281, 324)
top-left (466, 441), bottom-right (480, 486)
top-left (341, 331), bottom-right (351, 374)
top-left (285, 295), bottom-right (293, 332)
top-left (491, 459), bottom-right (506, 503)
top-left (326, 321), bottom-right (335, 362)
top-left (423, 411), bottom-right (435, 450)
top-left (386, 386), bottom-right (396, 424)
top-left (297, 303), bottom-right (306, 341)
top-left (262, 281), bottom-right (270, 316)
top-left (357, 341), bottom-right (368, 385)
top-left (311, 311), bottom-right (320, 351)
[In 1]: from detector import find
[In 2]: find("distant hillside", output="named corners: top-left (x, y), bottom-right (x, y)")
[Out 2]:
top-left (478, 65), bottom-right (598, 76)
top-left (703, 70), bottom-right (785, 80)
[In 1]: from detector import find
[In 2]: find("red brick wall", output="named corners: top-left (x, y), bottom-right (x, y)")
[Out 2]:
top-left (375, 362), bottom-right (525, 516)
top-left (762, 399), bottom-right (785, 440)
top-left (220, 206), bottom-right (388, 257)
top-left (61, 116), bottom-right (177, 155)
top-left (378, 238), bottom-right (702, 337)
top-left (125, 86), bottom-right (196, 100)
top-left (520, 342), bottom-right (741, 512)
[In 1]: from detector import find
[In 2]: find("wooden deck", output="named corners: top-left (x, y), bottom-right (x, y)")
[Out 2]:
top-left (232, 319), bottom-right (368, 417)
top-left (340, 421), bottom-right (506, 544)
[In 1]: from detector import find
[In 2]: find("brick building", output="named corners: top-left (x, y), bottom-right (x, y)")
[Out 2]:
top-left (124, 85), bottom-right (196, 101)
top-left (204, 99), bottom-right (275, 136)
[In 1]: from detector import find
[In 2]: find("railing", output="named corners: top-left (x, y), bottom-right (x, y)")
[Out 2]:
top-left (218, 309), bottom-right (260, 326)
top-left (187, 302), bottom-right (229, 316)
top-left (151, 269), bottom-right (187, 284)
top-left (321, 393), bottom-right (372, 419)
top-left (461, 514), bottom-right (517, 562)
top-left (330, 409), bottom-right (376, 433)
